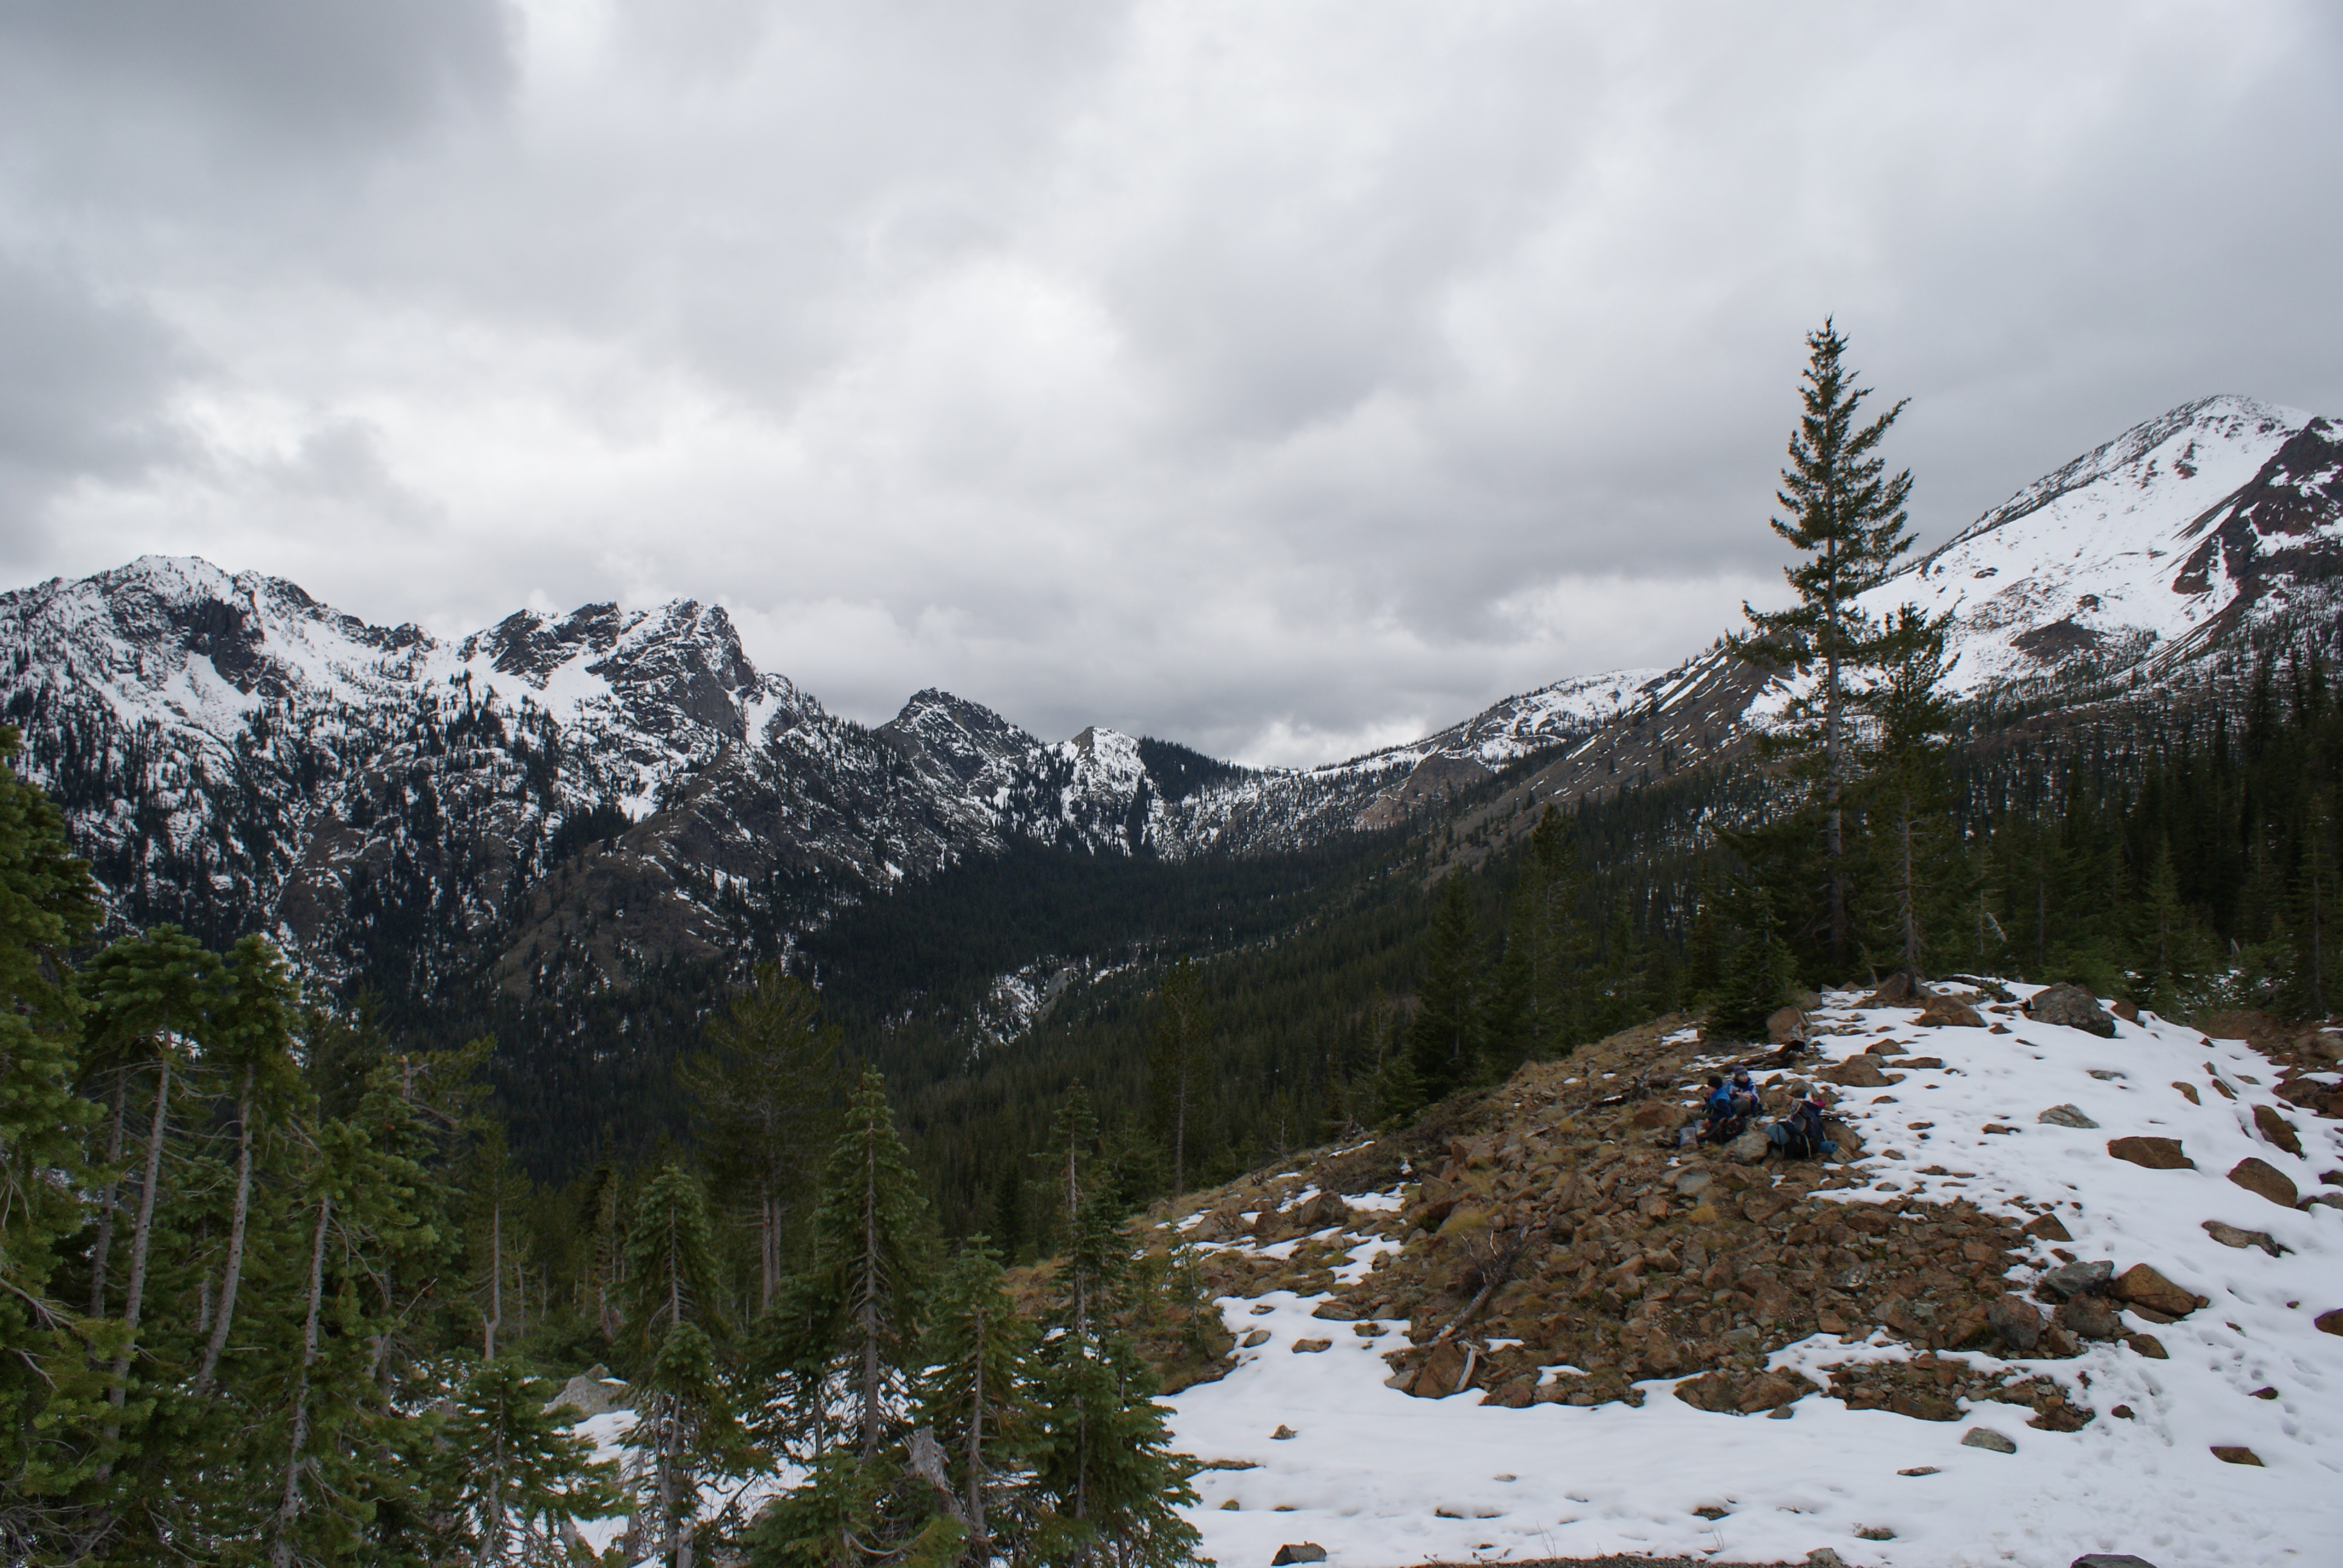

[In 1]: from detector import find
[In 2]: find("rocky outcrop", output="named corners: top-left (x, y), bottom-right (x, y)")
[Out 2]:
top-left (2026, 984), bottom-right (2116, 1037)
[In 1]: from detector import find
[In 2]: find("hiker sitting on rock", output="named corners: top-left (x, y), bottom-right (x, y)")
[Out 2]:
top-left (1766, 1091), bottom-right (1835, 1161)
top-left (1729, 1068), bottom-right (1762, 1120)
top-left (1700, 1074), bottom-right (1743, 1143)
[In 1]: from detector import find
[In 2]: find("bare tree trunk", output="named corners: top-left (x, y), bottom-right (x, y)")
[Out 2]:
top-left (197, 1062), bottom-right (257, 1393)
top-left (107, 1050), bottom-right (173, 1423)
top-left (965, 1301), bottom-right (989, 1555)
top-left (270, 1192), bottom-right (332, 1568)
top-left (758, 1179), bottom-right (776, 1316)
top-left (87, 1068), bottom-right (129, 1319)
top-left (1823, 546), bottom-right (1848, 973)
top-left (1898, 794), bottom-right (1920, 972)
top-left (858, 1137), bottom-right (882, 1460)
top-left (485, 1198), bottom-right (503, 1360)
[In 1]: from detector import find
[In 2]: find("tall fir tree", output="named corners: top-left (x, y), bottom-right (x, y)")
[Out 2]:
top-left (1737, 319), bottom-right (1916, 975)
top-left (680, 963), bottom-right (841, 1316)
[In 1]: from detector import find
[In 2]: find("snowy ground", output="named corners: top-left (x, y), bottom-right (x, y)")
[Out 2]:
top-left (1162, 987), bottom-right (2342, 1568)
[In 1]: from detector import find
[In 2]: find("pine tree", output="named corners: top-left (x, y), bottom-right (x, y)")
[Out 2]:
top-left (908, 1238), bottom-right (1036, 1561)
top-left (0, 726), bottom-right (102, 1552)
top-left (622, 1163), bottom-right (748, 1568)
top-left (1737, 319), bottom-right (1916, 974)
top-left (1852, 604), bottom-right (1956, 976)
top-left (680, 963), bottom-right (841, 1316)
top-left (1026, 1187), bottom-right (1198, 1568)
top-left (1707, 885), bottom-right (1797, 1040)
top-left (775, 1068), bottom-right (929, 1462)
top-left (439, 1356), bottom-right (621, 1564)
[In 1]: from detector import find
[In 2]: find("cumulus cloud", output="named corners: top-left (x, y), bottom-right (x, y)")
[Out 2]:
top-left (3, 1), bottom-right (2340, 763)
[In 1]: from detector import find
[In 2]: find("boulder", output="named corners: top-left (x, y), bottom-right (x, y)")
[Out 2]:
top-left (1767, 1004), bottom-right (1810, 1044)
top-left (2034, 1259), bottom-right (2112, 1301)
top-left (2026, 983), bottom-right (2116, 1036)
top-left (2124, 1333), bottom-right (2168, 1359)
top-left (1407, 1340), bottom-right (1470, 1398)
top-left (2251, 1103), bottom-right (2304, 1157)
top-left (1672, 1169), bottom-right (1714, 1199)
top-left (1290, 1191), bottom-right (1353, 1232)
top-left (545, 1367), bottom-right (630, 1419)
top-left (2201, 1220), bottom-right (2286, 1256)
top-left (2210, 1446), bottom-right (2263, 1466)
top-left (2055, 1295), bottom-right (2121, 1341)
top-left (1960, 1427), bottom-right (2018, 1454)
top-left (2226, 1157), bottom-right (2298, 1209)
top-left (1821, 1056), bottom-right (1895, 1089)
top-left (2022, 1212), bottom-right (2074, 1243)
top-left (2110, 1264), bottom-right (2198, 1319)
top-left (2038, 1104), bottom-right (2099, 1129)
top-left (1916, 997), bottom-right (1985, 1029)
top-left (1241, 1329), bottom-right (1271, 1347)
top-left (2313, 1308), bottom-right (2343, 1337)
top-left (2107, 1136), bottom-right (2192, 1170)
top-left (1271, 1546), bottom-right (1327, 1566)
top-left (1291, 1338), bottom-right (1332, 1354)
top-left (1728, 1129), bottom-right (1771, 1164)
top-left (1987, 1293), bottom-right (2045, 1353)
top-left (1861, 971), bottom-right (1929, 1008)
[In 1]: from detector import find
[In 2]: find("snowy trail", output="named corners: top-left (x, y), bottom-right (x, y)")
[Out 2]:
top-left (1164, 988), bottom-right (2343, 1568)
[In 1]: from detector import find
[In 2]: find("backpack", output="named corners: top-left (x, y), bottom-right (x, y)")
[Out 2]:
top-left (1777, 1100), bottom-right (1826, 1158)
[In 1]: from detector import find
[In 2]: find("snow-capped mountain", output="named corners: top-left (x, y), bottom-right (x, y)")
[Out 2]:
top-left (1879, 395), bottom-right (2339, 693)
top-left (7, 395), bottom-right (2336, 1002)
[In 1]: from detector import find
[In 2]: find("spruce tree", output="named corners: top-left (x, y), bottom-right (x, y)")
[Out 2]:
top-left (680, 963), bottom-right (841, 1316)
top-left (773, 1068), bottom-right (929, 1462)
top-left (908, 1238), bottom-right (1037, 1562)
top-left (0, 726), bottom-right (101, 1551)
top-left (1737, 319), bottom-right (1916, 974)
top-left (1851, 604), bottom-right (1956, 975)
top-left (440, 1352), bottom-right (621, 1563)
top-left (622, 1163), bottom-right (749, 1568)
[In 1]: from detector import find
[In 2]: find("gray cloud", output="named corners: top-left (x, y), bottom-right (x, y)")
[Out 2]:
top-left (4, 1), bottom-right (2340, 763)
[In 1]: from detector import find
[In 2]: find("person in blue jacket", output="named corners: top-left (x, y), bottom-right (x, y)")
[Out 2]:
top-left (1700, 1074), bottom-right (1742, 1143)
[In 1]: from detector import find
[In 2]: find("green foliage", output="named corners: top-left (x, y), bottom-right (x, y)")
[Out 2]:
top-left (1404, 875), bottom-right (1486, 1105)
top-left (441, 1356), bottom-right (622, 1564)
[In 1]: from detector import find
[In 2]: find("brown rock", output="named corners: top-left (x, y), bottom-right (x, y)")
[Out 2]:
top-left (2022, 1212), bottom-right (2074, 1243)
top-left (1408, 1340), bottom-right (1470, 1398)
top-left (1915, 998), bottom-right (1984, 1029)
top-left (2226, 1157), bottom-right (2299, 1208)
top-left (2027, 983), bottom-right (2117, 1037)
top-left (2210, 1446), bottom-right (2264, 1466)
top-left (1824, 1056), bottom-right (1895, 1089)
top-left (2252, 1102), bottom-right (2302, 1155)
top-left (2172, 1080), bottom-right (2201, 1105)
top-left (1861, 971), bottom-right (1930, 1008)
top-left (1638, 1340), bottom-right (1683, 1377)
top-left (2201, 1220), bottom-right (2286, 1256)
top-left (1766, 1004), bottom-right (1809, 1044)
top-left (2056, 1295), bottom-right (2121, 1341)
top-left (2107, 1136), bottom-right (2192, 1170)
top-left (1291, 1338), bottom-right (1332, 1353)
top-left (1478, 1379), bottom-right (1535, 1408)
top-left (2111, 999), bottom-right (2140, 1022)
top-left (2125, 1333), bottom-right (2168, 1358)
top-left (1887, 1389), bottom-right (1961, 1422)
top-left (1291, 1191), bottom-right (1354, 1232)
top-left (1988, 1293), bottom-right (2045, 1352)
top-left (2111, 1264), bottom-right (2198, 1318)
top-left (1671, 1371), bottom-right (1738, 1413)
top-left (2314, 1308), bottom-right (2343, 1337)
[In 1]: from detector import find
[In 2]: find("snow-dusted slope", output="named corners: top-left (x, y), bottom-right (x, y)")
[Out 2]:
top-left (1866, 396), bottom-right (2340, 693)
top-left (1162, 989), bottom-right (2342, 1568)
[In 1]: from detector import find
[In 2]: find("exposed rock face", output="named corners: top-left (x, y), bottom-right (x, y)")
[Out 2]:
top-left (2027, 984), bottom-right (2116, 1037)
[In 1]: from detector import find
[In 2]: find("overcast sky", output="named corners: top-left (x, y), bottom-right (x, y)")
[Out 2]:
top-left (3, 2), bottom-right (2339, 765)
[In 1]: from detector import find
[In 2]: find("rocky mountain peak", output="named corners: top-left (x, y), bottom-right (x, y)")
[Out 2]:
top-left (879, 688), bottom-right (1040, 785)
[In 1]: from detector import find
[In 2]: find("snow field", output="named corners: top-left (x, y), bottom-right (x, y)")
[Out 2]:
top-left (1164, 985), bottom-right (2342, 1568)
